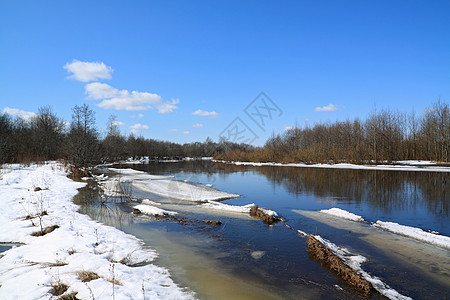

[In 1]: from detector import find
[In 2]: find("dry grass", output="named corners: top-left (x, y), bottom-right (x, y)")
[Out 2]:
top-left (107, 278), bottom-right (122, 286)
top-left (49, 282), bottom-right (69, 296)
top-left (78, 271), bottom-right (100, 283)
top-left (31, 225), bottom-right (59, 237)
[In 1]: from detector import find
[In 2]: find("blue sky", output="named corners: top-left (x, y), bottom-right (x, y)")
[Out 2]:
top-left (1, 0), bottom-right (449, 145)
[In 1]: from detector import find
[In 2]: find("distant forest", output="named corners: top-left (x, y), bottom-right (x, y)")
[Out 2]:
top-left (0, 104), bottom-right (252, 167)
top-left (1, 100), bottom-right (449, 167)
top-left (216, 100), bottom-right (450, 164)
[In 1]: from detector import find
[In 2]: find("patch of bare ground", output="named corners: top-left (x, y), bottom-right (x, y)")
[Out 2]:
top-left (307, 235), bottom-right (372, 295)
top-left (249, 205), bottom-right (280, 225)
top-left (78, 271), bottom-right (100, 282)
top-left (67, 166), bottom-right (90, 180)
top-left (58, 292), bottom-right (80, 300)
top-left (31, 225), bottom-right (59, 237)
top-left (50, 282), bottom-right (69, 296)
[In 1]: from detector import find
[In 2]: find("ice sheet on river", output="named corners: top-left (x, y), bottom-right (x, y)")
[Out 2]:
top-left (106, 167), bottom-right (239, 202)
top-left (373, 220), bottom-right (450, 250)
top-left (319, 208), bottom-right (365, 222)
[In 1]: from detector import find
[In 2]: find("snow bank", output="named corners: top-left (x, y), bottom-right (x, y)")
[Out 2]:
top-left (373, 221), bottom-right (450, 250)
top-left (319, 208), bottom-right (365, 222)
top-left (214, 160), bottom-right (450, 173)
top-left (313, 235), bottom-right (412, 300)
top-left (0, 163), bottom-right (194, 299)
top-left (134, 204), bottom-right (178, 216)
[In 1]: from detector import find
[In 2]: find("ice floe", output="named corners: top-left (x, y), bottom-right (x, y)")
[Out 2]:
top-left (372, 221), bottom-right (450, 250)
top-left (134, 204), bottom-right (178, 216)
top-left (319, 208), bottom-right (365, 222)
top-left (101, 168), bottom-right (239, 202)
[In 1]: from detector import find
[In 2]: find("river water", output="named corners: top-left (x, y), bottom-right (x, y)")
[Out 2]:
top-left (74, 160), bottom-right (449, 299)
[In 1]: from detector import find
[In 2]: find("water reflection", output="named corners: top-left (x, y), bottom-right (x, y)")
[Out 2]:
top-left (216, 164), bottom-right (449, 219)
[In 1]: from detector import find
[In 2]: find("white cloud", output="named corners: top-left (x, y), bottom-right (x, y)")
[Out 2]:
top-left (130, 123), bottom-right (149, 134)
top-left (2, 107), bottom-right (36, 121)
top-left (315, 104), bottom-right (338, 112)
top-left (168, 128), bottom-right (178, 132)
top-left (192, 123), bottom-right (203, 128)
top-left (284, 126), bottom-right (295, 131)
top-left (130, 123), bottom-right (149, 130)
top-left (85, 82), bottom-right (179, 113)
top-left (111, 120), bottom-right (125, 126)
top-left (183, 131), bottom-right (190, 134)
top-left (63, 59), bottom-right (113, 82)
top-left (129, 113), bottom-right (144, 119)
top-left (192, 109), bottom-right (219, 118)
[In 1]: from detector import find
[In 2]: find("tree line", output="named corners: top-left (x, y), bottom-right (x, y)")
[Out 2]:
top-left (0, 104), bottom-right (252, 167)
top-left (216, 100), bottom-right (450, 164)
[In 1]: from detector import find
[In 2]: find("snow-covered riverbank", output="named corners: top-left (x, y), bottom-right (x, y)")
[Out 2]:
top-left (0, 162), bottom-right (194, 299)
top-left (214, 160), bottom-right (450, 172)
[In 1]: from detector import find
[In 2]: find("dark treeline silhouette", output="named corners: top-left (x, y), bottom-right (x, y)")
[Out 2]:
top-left (0, 104), bottom-right (253, 167)
top-left (216, 100), bottom-right (450, 164)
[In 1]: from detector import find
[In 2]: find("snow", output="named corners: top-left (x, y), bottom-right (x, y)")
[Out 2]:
top-left (372, 221), bottom-right (450, 250)
top-left (200, 201), bottom-right (279, 217)
top-left (313, 235), bottom-right (412, 300)
top-left (142, 199), bottom-right (162, 206)
top-left (319, 208), bottom-right (365, 222)
top-left (200, 201), bottom-right (256, 213)
top-left (134, 204), bottom-right (178, 216)
top-left (214, 160), bottom-right (450, 173)
top-left (103, 167), bottom-right (239, 202)
top-left (132, 179), bottom-right (239, 202)
top-left (0, 162), bottom-right (194, 299)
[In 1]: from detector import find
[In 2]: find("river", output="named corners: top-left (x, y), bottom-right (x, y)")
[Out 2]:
top-left (74, 160), bottom-right (450, 299)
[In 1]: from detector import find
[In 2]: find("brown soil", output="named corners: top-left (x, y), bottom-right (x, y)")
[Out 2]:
top-left (249, 205), bottom-right (280, 225)
top-left (307, 235), bottom-right (372, 295)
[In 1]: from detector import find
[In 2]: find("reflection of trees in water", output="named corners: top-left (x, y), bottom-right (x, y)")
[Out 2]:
top-left (73, 182), bottom-right (132, 228)
top-left (216, 163), bottom-right (449, 217)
